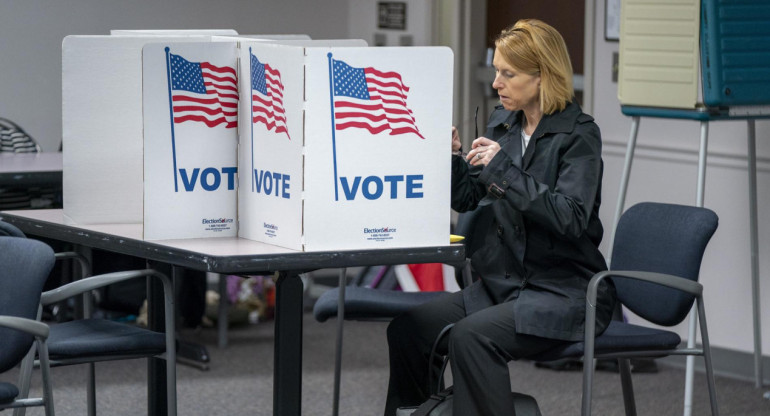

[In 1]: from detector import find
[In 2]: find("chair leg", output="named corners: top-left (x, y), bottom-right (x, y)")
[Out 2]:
top-left (581, 357), bottom-right (595, 416)
top-left (217, 273), bottom-right (228, 349)
top-left (37, 341), bottom-right (55, 416)
top-left (332, 328), bottom-right (343, 416)
top-left (618, 358), bottom-right (637, 416)
top-left (167, 353), bottom-right (178, 416)
top-left (698, 301), bottom-right (720, 416)
top-left (87, 363), bottom-right (96, 416)
top-left (582, 300), bottom-right (599, 416)
top-left (163, 273), bottom-right (178, 416)
top-left (13, 344), bottom-right (36, 416)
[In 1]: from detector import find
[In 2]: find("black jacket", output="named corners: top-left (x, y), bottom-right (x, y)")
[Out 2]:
top-left (451, 101), bottom-right (616, 341)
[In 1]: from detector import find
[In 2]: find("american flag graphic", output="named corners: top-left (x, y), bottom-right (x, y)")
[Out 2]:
top-left (331, 58), bottom-right (424, 139)
top-left (251, 54), bottom-right (290, 139)
top-left (169, 53), bottom-right (237, 129)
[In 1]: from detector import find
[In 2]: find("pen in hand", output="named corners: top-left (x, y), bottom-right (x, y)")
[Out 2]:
top-left (453, 106), bottom-right (479, 158)
top-left (464, 106), bottom-right (480, 159)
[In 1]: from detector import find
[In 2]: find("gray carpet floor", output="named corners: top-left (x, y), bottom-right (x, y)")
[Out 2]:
top-left (3, 312), bottom-right (769, 415)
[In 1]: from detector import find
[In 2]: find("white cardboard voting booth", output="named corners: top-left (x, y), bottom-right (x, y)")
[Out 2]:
top-left (239, 43), bottom-right (453, 251)
top-left (62, 34), bottom-right (218, 226)
top-left (110, 29), bottom-right (239, 36)
top-left (62, 31), bottom-right (305, 230)
top-left (140, 39), bottom-right (367, 241)
top-left (302, 46), bottom-right (453, 251)
top-left (63, 32), bottom-right (453, 250)
top-left (236, 40), bottom-right (369, 250)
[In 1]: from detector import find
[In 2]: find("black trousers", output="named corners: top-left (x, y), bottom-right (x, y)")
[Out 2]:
top-left (384, 290), bottom-right (564, 416)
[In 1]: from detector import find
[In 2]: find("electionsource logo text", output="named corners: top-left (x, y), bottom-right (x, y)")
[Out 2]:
top-left (363, 227), bottom-right (396, 233)
top-left (364, 226), bottom-right (397, 242)
top-left (202, 218), bottom-right (234, 224)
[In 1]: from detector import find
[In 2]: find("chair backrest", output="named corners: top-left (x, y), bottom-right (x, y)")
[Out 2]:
top-left (0, 118), bottom-right (39, 153)
top-left (0, 237), bottom-right (54, 372)
top-left (610, 202), bottom-right (718, 327)
top-left (0, 221), bottom-right (27, 237)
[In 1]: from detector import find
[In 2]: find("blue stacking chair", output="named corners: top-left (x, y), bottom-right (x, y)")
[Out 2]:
top-left (422, 202), bottom-right (720, 415)
top-left (0, 221), bottom-right (177, 416)
top-left (0, 237), bottom-right (56, 416)
top-left (532, 202), bottom-right (720, 415)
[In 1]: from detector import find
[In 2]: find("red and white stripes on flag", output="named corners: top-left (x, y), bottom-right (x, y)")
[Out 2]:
top-left (251, 54), bottom-right (290, 139)
top-left (331, 58), bottom-right (424, 139)
top-left (169, 53), bottom-right (238, 129)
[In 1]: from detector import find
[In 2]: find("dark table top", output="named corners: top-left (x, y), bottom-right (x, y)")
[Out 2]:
top-left (0, 209), bottom-right (465, 275)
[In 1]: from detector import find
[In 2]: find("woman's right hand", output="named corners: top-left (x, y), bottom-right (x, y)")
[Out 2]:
top-left (467, 136), bottom-right (500, 167)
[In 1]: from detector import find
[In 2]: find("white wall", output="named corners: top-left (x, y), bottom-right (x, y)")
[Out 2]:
top-left (0, 0), bottom-right (348, 152)
top-left (591, 1), bottom-right (770, 360)
top-left (347, 0), bottom-right (433, 47)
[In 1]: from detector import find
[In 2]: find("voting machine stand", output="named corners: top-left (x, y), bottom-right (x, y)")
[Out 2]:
top-left (615, 1), bottom-right (770, 414)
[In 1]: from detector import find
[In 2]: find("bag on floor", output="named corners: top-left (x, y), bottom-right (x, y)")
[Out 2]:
top-left (396, 386), bottom-right (542, 416)
top-left (395, 387), bottom-right (453, 416)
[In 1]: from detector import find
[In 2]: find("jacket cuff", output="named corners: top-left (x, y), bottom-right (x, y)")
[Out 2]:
top-left (478, 150), bottom-right (521, 200)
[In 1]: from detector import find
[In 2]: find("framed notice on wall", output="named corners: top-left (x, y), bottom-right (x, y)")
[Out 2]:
top-left (378, 2), bottom-right (407, 30)
top-left (605, 0), bottom-right (621, 41)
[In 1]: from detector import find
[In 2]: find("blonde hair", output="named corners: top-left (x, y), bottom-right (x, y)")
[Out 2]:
top-left (494, 19), bottom-right (574, 114)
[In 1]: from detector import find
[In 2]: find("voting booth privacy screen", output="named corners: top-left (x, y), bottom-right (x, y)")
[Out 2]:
top-left (63, 31), bottom-right (453, 251)
top-left (617, 0), bottom-right (770, 111)
top-left (62, 34), bottom-right (217, 226)
top-left (239, 44), bottom-right (453, 251)
top-left (236, 40), bottom-right (365, 250)
top-left (61, 32), bottom-right (310, 228)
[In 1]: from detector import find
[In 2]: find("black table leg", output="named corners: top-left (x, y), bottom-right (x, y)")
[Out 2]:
top-left (146, 263), bottom-right (213, 415)
top-left (147, 261), bottom-right (171, 416)
top-left (273, 271), bottom-right (304, 416)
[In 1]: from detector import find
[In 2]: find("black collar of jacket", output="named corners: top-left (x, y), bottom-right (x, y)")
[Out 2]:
top-left (488, 100), bottom-right (591, 138)
top-left (486, 106), bottom-right (518, 132)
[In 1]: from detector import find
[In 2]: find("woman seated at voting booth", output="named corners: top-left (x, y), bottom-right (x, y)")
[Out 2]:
top-left (385, 19), bottom-right (616, 416)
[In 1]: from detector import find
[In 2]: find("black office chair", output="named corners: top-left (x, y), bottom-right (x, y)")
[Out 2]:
top-left (532, 202), bottom-right (720, 415)
top-left (312, 209), bottom-right (480, 416)
top-left (0, 221), bottom-right (177, 416)
top-left (0, 237), bottom-right (56, 416)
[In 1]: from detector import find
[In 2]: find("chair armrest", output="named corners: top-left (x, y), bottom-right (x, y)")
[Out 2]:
top-left (586, 270), bottom-right (702, 308)
top-left (583, 270), bottom-right (703, 350)
top-left (54, 251), bottom-right (92, 278)
top-left (0, 316), bottom-right (50, 339)
top-left (41, 269), bottom-right (171, 306)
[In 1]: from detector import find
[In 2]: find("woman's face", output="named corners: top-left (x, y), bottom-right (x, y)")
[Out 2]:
top-left (492, 48), bottom-right (541, 113)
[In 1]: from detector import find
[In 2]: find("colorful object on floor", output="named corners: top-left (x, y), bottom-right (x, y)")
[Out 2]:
top-left (394, 263), bottom-right (460, 292)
